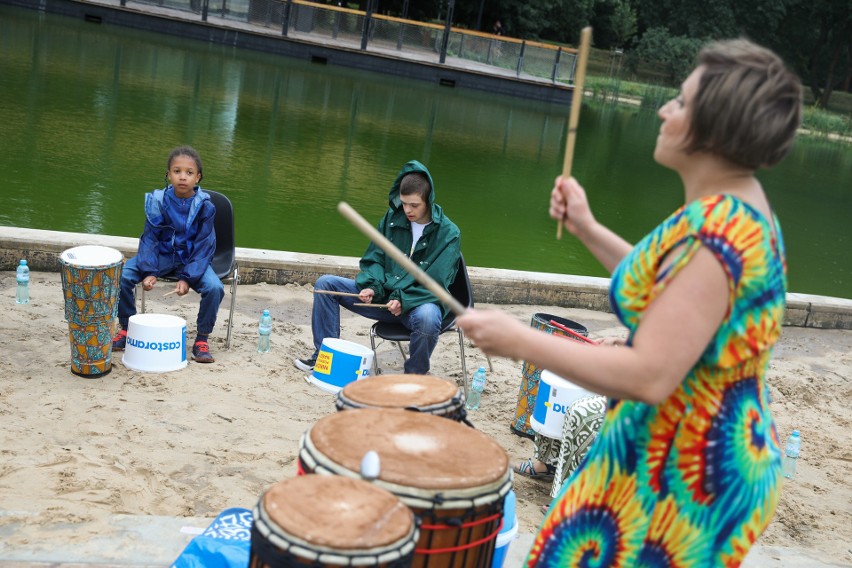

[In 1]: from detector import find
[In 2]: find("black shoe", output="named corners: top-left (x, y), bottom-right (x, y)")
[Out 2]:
top-left (294, 357), bottom-right (316, 372)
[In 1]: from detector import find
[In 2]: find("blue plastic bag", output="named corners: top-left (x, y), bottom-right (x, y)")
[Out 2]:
top-left (171, 507), bottom-right (253, 568)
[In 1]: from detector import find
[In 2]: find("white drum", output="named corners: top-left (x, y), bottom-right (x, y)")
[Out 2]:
top-left (122, 313), bottom-right (188, 373)
top-left (530, 369), bottom-right (596, 439)
top-left (307, 338), bottom-right (374, 394)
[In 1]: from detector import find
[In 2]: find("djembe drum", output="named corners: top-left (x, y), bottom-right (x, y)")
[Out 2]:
top-left (299, 409), bottom-right (511, 568)
top-left (510, 313), bottom-right (588, 438)
top-left (336, 375), bottom-right (466, 422)
top-left (58, 245), bottom-right (124, 377)
top-left (250, 475), bottom-right (419, 567)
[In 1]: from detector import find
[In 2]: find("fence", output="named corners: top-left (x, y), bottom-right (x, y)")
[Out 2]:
top-left (123, 0), bottom-right (580, 86)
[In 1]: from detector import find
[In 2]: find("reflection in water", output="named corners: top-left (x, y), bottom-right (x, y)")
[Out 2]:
top-left (0, 5), bottom-right (849, 298)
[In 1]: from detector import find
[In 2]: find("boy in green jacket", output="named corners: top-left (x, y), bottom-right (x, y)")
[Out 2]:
top-left (295, 160), bottom-right (461, 375)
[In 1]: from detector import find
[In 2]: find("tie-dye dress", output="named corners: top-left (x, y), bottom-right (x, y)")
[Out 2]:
top-left (527, 194), bottom-right (786, 567)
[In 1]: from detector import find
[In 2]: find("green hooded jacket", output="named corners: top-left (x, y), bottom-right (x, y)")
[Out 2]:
top-left (355, 160), bottom-right (461, 318)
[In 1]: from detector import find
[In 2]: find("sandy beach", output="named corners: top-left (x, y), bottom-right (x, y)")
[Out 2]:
top-left (0, 269), bottom-right (850, 565)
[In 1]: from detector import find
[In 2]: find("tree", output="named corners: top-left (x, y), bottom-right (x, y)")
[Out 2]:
top-left (631, 27), bottom-right (703, 85)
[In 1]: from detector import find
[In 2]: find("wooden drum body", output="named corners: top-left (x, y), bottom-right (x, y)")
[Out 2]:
top-left (251, 475), bottom-right (418, 567)
top-left (299, 409), bottom-right (511, 568)
top-left (336, 375), bottom-right (465, 422)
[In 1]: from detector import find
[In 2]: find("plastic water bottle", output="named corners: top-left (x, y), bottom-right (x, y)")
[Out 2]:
top-left (15, 259), bottom-right (29, 304)
top-left (257, 309), bottom-right (272, 353)
top-left (782, 430), bottom-right (801, 479)
top-left (465, 366), bottom-right (487, 411)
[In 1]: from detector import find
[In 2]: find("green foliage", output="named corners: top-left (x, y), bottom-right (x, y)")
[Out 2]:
top-left (801, 106), bottom-right (852, 140)
top-left (629, 27), bottom-right (702, 85)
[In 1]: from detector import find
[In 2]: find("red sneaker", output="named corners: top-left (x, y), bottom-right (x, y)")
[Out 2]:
top-left (112, 329), bottom-right (127, 351)
top-left (192, 340), bottom-right (214, 363)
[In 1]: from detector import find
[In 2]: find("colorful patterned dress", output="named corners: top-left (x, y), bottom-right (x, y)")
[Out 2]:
top-left (527, 194), bottom-right (786, 567)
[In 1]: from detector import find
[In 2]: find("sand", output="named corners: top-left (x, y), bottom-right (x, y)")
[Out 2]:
top-left (0, 270), bottom-right (850, 564)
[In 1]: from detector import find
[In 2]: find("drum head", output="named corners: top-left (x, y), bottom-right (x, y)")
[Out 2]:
top-left (309, 408), bottom-right (508, 490)
top-left (262, 475), bottom-right (413, 549)
top-left (60, 245), bottom-right (123, 267)
top-left (341, 374), bottom-right (459, 408)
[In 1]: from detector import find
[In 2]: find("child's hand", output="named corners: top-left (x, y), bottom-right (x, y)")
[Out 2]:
top-left (175, 280), bottom-right (190, 296)
top-left (142, 276), bottom-right (157, 291)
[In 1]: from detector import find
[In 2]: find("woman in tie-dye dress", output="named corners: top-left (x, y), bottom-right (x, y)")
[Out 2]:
top-left (458, 39), bottom-right (803, 566)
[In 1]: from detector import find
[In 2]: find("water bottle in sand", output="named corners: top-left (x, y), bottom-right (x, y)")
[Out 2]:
top-left (465, 367), bottom-right (487, 411)
top-left (257, 309), bottom-right (272, 353)
top-left (16, 259), bottom-right (30, 304)
top-left (782, 430), bottom-right (800, 479)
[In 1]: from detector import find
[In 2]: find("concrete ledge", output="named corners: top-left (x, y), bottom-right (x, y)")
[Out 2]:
top-left (2, 227), bottom-right (851, 329)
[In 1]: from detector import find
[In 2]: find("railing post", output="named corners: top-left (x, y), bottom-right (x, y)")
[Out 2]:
top-left (120, 0), bottom-right (126, 6)
top-left (201, 0), bottom-right (208, 21)
top-left (486, 37), bottom-right (494, 65)
top-left (333, 11), bottom-right (341, 40)
top-left (516, 40), bottom-right (526, 77)
top-left (570, 50), bottom-right (579, 84)
top-left (220, 0), bottom-right (227, 18)
top-left (439, 0), bottom-right (455, 64)
top-left (550, 47), bottom-right (562, 83)
top-left (361, 0), bottom-right (375, 50)
top-left (281, 0), bottom-right (292, 36)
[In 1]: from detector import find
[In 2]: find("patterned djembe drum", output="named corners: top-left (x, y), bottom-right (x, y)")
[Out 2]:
top-left (59, 246), bottom-right (124, 378)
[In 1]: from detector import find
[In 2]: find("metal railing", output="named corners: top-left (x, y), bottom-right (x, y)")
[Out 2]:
top-left (122, 0), bottom-right (580, 85)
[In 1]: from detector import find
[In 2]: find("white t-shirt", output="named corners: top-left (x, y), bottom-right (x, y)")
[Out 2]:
top-left (410, 221), bottom-right (431, 256)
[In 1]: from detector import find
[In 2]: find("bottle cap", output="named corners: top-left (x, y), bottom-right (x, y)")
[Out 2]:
top-left (792, 430), bottom-right (800, 436)
top-left (478, 366), bottom-right (486, 372)
top-left (263, 309), bottom-right (270, 316)
top-left (20, 260), bottom-right (27, 266)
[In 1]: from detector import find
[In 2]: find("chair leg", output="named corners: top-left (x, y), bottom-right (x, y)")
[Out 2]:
top-left (394, 341), bottom-right (407, 361)
top-left (486, 354), bottom-right (494, 372)
top-left (225, 268), bottom-right (238, 350)
top-left (458, 329), bottom-right (470, 402)
top-left (137, 284), bottom-right (146, 314)
top-left (369, 328), bottom-right (381, 375)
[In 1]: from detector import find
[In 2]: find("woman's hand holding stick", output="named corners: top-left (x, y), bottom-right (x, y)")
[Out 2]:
top-left (557, 26), bottom-right (592, 240)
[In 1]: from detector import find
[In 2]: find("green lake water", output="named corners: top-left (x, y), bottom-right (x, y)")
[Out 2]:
top-left (1, 5), bottom-right (850, 299)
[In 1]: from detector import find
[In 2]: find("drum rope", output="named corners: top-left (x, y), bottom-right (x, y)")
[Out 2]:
top-left (414, 519), bottom-right (503, 555)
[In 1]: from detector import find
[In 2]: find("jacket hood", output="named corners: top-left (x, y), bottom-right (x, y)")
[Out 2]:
top-left (388, 160), bottom-right (438, 219)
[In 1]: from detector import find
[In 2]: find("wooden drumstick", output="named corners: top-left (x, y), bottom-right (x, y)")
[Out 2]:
top-left (337, 202), bottom-right (466, 316)
top-left (163, 290), bottom-right (178, 298)
top-left (314, 290), bottom-right (362, 298)
top-left (557, 26), bottom-right (592, 240)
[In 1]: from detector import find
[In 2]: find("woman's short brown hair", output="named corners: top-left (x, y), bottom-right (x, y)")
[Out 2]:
top-left (685, 39), bottom-right (802, 170)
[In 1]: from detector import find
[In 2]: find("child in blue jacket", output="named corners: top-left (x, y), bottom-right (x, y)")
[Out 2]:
top-left (112, 146), bottom-right (224, 363)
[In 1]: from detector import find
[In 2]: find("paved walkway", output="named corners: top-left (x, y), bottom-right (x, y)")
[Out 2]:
top-left (0, 512), bottom-right (848, 567)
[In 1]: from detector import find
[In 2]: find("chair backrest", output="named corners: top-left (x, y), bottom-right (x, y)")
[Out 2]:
top-left (205, 189), bottom-right (237, 280)
top-left (439, 253), bottom-right (472, 329)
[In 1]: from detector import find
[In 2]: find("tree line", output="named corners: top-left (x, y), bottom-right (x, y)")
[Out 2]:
top-left (348, 0), bottom-right (851, 108)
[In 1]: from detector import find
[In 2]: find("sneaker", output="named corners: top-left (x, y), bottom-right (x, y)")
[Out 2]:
top-left (192, 340), bottom-right (215, 363)
top-left (294, 357), bottom-right (316, 372)
top-left (112, 329), bottom-right (127, 351)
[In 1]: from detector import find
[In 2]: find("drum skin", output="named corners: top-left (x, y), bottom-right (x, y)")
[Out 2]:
top-left (336, 375), bottom-right (465, 421)
top-left (250, 475), bottom-right (418, 568)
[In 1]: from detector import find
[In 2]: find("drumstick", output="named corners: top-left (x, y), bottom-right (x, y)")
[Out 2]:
top-left (337, 202), bottom-right (466, 316)
top-left (556, 26), bottom-right (592, 240)
top-left (549, 319), bottom-right (596, 344)
top-left (163, 290), bottom-right (178, 298)
top-left (353, 303), bottom-right (389, 309)
top-left (314, 290), bottom-right (362, 298)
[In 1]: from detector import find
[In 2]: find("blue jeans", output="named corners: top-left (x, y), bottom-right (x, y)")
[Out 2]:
top-left (118, 256), bottom-right (225, 336)
top-left (311, 275), bottom-right (442, 374)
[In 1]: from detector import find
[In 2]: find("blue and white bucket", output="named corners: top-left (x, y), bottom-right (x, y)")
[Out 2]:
top-left (122, 313), bottom-right (187, 373)
top-left (491, 490), bottom-right (518, 568)
top-left (307, 338), bottom-right (374, 394)
top-left (530, 369), bottom-right (595, 439)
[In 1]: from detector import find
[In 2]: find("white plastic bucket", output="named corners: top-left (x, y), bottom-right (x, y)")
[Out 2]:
top-left (307, 338), bottom-right (374, 394)
top-left (530, 369), bottom-right (595, 439)
top-left (122, 313), bottom-right (187, 373)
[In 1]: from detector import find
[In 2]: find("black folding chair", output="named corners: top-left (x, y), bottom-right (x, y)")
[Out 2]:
top-left (368, 254), bottom-right (492, 391)
top-left (139, 189), bottom-right (239, 349)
